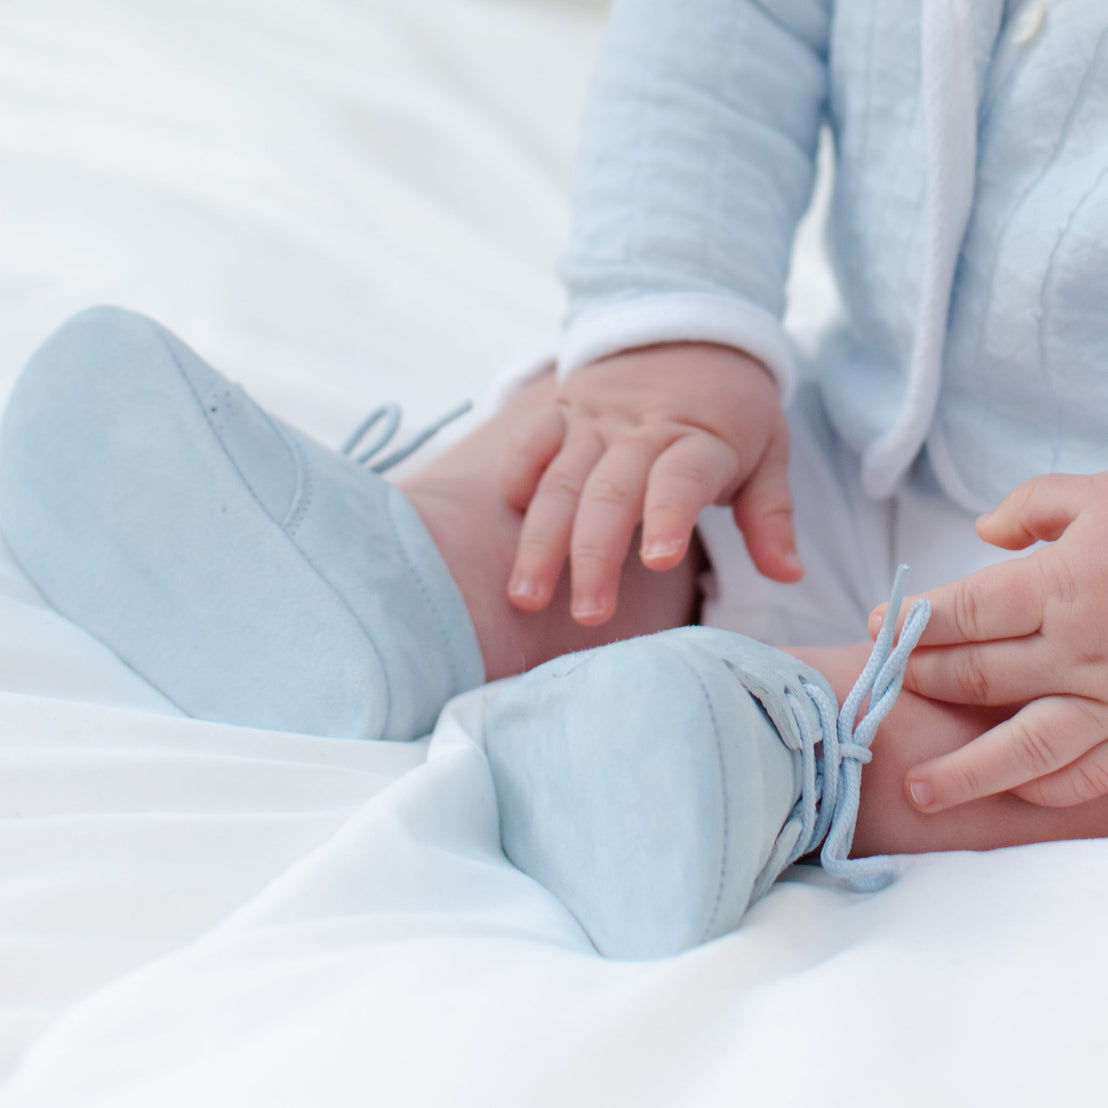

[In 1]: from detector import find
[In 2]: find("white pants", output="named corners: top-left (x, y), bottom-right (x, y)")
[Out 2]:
top-left (697, 386), bottom-right (1022, 647)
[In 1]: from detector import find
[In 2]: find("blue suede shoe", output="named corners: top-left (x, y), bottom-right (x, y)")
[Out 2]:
top-left (0, 307), bottom-right (484, 740)
top-left (486, 569), bottom-right (929, 959)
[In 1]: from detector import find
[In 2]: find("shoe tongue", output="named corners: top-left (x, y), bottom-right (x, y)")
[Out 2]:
top-left (722, 659), bottom-right (822, 756)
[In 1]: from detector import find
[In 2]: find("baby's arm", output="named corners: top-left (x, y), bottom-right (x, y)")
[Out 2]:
top-left (870, 473), bottom-right (1108, 813)
top-left (504, 0), bottom-right (832, 624)
top-left (503, 343), bottom-right (800, 625)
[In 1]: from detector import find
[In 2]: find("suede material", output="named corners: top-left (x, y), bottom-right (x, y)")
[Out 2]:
top-left (486, 627), bottom-right (813, 959)
top-left (274, 420), bottom-right (485, 742)
top-left (0, 307), bottom-right (483, 741)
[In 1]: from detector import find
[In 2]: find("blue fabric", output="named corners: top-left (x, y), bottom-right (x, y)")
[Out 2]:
top-left (487, 628), bottom-right (809, 959)
top-left (0, 307), bottom-right (484, 741)
top-left (486, 569), bottom-right (929, 959)
top-left (561, 0), bottom-right (1108, 510)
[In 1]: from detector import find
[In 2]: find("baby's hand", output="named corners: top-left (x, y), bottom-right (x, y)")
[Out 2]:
top-left (870, 473), bottom-right (1108, 810)
top-left (502, 343), bottom-right (802, 625)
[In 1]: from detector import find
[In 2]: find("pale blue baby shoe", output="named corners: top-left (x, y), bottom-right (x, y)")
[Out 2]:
top-left (0, 307), bottom-right (484, 740)
top-left (486, 569), bottom-right (929, 959)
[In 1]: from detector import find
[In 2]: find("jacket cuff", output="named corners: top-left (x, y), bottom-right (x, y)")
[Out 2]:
top-left (556, 293), bottom-right (798, 403)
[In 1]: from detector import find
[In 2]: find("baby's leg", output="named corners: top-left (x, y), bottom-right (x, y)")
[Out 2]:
top-left (792, 644), bottom-right (1108, 857)
top-left (0, 310), bottom-right (698, 739)
top-left (400, 370), bottom-right (701, 681)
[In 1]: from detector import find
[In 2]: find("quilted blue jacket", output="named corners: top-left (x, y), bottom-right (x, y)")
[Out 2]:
top-left (559, 0), bottom-right (1108, 509)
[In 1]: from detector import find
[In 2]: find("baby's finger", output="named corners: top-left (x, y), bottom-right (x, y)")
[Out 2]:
top-left (500, 405), bottom-right (567, 512)
top-left (868, 555), bottom-right (1045, 645)
top-left (640, 433), bottom-right (737, 570)
top-left (730, 420), bottom-right (802, 583)
top-left (976, 472), bottom-right (1094, 550)
top-left (903, 637), bottom-right (1056, 706)
top-left (905, 695), bottom-right (1108, 812)
top-left (507, 428), bottom-right (603, 612)
top-left (1011, 739), bottom-right (1108, 808)
top-left (569, 441), bottom-right (654, 624)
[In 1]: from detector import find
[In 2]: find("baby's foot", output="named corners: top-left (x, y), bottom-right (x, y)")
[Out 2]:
top-left (0, 308), bottom-right (483, 739)
top-left (485, 569), bottom-right (928, 958)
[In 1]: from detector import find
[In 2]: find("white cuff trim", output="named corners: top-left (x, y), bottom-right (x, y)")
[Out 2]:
top-left (557, 294), bottom-right (799, 403)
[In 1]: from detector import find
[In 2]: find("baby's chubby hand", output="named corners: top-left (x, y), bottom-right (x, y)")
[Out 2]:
top-left (501, 343), bottom-right (802, 625)
top-left (870, 472), bottom-right (1108, 811)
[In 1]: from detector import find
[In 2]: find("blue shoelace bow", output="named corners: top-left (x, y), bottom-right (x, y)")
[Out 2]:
top-left (340, 400), bottom-right (473, 473)
top-left (784, 565), bottom-right (931, 891)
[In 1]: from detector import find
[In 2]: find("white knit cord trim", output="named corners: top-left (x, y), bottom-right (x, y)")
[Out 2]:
top-left (860, 0), bottom-right (978, 499)
top-left (557, 293), bottom-right (799, 404)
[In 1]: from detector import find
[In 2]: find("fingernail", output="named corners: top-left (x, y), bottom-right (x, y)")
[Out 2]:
top-left (975, 509), bottom-right (997, 536)
top-left (782, 549), bottom-right (803, 575)
top-left (868, 604), bottom-right (887, 636)
top-left (508, 577), bottom-right (541, 603)
top-left (572, 597), bottom-right (606, 622)
top-left (908, 778), bottom-right (934, 811)
top-left (641, 538), bottom-right (682, 562)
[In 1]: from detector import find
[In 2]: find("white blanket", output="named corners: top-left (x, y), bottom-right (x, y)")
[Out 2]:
top-left (2, 2), bottom-right (1106, 1104)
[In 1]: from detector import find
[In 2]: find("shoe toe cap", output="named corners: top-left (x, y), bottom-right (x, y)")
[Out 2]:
top-left (487, 631), bottom-right (797, 958)
top-left (0, 307), bottom-right (390, 740)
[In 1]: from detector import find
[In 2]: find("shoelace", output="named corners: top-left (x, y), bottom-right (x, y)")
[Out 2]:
top-left (784, 564), bottom-right (931, 891)
top-left (340, 399), bottom-right (473, 473)
top-left (345, 402), bottom-right (926, 892)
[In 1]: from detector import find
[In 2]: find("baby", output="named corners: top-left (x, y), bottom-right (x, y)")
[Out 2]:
top-left (2, 0), bottom-right (1107, 957)
top-left (496, 0), bottom-right (1108, 845)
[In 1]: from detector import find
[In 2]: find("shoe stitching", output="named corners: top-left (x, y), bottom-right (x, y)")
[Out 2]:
top-left (160, 329), bottom-right (394, 735)
top-left (384, 489), bottom-right (470, 706)
top-left (188, 350), bottom-right (475, 732)
top-left (663, 648), bottom-right (732, 949)
top-left (270, 416), bottom-right (312, 537)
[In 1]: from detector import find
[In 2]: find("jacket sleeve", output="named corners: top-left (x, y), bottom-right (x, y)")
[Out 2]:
top-left (558, 0), bottom-right (832, 399)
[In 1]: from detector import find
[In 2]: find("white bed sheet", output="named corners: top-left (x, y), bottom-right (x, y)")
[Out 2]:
top-left (1, 1), bottom-right (1106, 1104)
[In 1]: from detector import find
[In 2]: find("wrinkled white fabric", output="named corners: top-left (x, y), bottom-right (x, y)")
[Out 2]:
top-left (2, 3), bottom-right (1108, 1106)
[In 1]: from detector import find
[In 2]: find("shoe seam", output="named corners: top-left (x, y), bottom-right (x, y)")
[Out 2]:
top-left (159, 330), bottom-right (394, 732)
top-left (383, 489), bottom-right (470, 702)
top-left (669, 648), bottom-right (732, 948)
top-left (282, 408), bottom-right (472, 713)
top-left (270, 415), bottom-right (312, 537)
top-left (270, 416), bottom-right (314, 536)
top-left (265, 407), bottom-right (472, 728)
